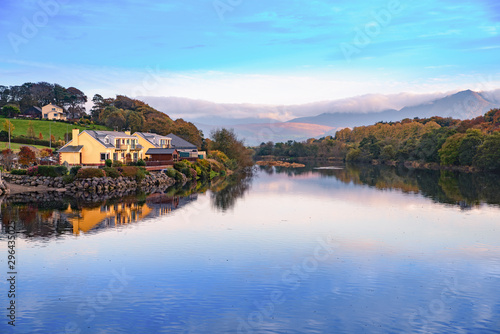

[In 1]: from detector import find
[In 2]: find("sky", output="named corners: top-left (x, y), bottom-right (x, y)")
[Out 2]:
top-left (1, 0), bottom-right (500, 106)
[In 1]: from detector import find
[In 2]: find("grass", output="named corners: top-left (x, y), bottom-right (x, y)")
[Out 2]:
top-left (0, 117), bottom-right (111, 141)
top-left (0, 141), bottom-right (51, 152)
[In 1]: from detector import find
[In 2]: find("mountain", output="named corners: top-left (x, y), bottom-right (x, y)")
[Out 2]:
top-left (141, 90), bottom-right (500, 145)
top-left (288, 90), bottom-right (500, 127)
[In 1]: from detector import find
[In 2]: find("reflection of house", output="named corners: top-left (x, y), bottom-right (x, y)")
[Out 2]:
top-left (23, 106), bottom-right (42, 118)
top-left (59, 129), bottom-right (143, 166)
top-left (42, 103), bottom-right (66, 120)
top-left (66, 202), bottom-right (152, 235)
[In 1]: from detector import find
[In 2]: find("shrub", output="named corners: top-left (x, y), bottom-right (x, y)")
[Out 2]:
top-left (137, 159), bottom-right (146, 167)
top-left (27, 166), bottom-right (38, 176)
top-left (76, 168), bottom-right (106, 178)
top-left (54, 165), bottom-right (68, 176)
top-left (112, 160), bottom-right (123, 167)
top-left (165, 168), bottom-right (177, 178)
top-left (220, 170), bottom-right (226, 177)
top-left (30, 165), bottom-right (68, 177)
top-left (105, 159), bottom-right (112, 167)
top-left (103, 167), bottom-right (121, 178)
top-left (135, 168), bottom-right (146, 181)
top-left (70, 166), bottom-right (82, 176)
top-left (11, 169), bottom-right (27, 175)
top-left (119, 166), bottom-right (139, 178)
top-left (62, 174), bottom-right (75, 184)
top-left (165, 168), bottom-right (184, 183)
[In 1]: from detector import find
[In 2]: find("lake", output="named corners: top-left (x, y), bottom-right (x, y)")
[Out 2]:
top-left (1, 164), bottom-right (500, 333)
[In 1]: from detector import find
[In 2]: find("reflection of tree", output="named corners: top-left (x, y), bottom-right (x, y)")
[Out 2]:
top-left (211, 171), bottom-right (254, 211)
top-left (314, 163), bottom-right (500, 209)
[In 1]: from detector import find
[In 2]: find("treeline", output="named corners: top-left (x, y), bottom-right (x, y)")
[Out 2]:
top-left (0, 82), bottom-right (87, 119)
top-left (255, 109), bottom-right (500, 172)
top-left (89, 94), bottom-right (203, 148)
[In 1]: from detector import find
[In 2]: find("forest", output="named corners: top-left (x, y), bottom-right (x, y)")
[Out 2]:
top-left (255, 110), bottom-right (500, 172)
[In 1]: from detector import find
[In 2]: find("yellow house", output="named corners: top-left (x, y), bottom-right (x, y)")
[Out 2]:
top-left (58, 129), bottom-right (144, 166)
top-left (133, 132), bottom-right (172, 150)
top-left (42, 103), bottom-right (66, 120)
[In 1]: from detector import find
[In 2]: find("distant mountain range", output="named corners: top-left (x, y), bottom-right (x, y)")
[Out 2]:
top-left (141, 89), bottom-right (500, 145)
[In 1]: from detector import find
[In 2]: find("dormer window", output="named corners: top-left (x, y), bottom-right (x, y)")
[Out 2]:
top-left (104, 137), bottom-right (109, 144)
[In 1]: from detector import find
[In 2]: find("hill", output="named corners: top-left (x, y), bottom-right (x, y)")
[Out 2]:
top-left (0, 117), bottom-right (110, 142)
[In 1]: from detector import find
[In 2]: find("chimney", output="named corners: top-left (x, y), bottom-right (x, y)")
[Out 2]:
top-left (125, 130), bottom-right (131, 135)
top-left (72, 129), bottom-right (79, 146)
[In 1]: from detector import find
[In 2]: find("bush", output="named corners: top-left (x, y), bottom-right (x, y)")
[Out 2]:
top-left (137, 159), bottom-right (146, 167)
top-left (76, 168), bottom-right (106, 178)
top-left (105, 159), bottom-right (112, 167)
top-left (27, 166), bottom-right (38, 176)
top-left (62, 174), bottom-right (75, 184)
top-left (112, 160), bottom-right (123, 167)
top-left (11, 169), bottom-right (27, 175)
top-left (70, 166), bottom-right (82, 176)
top-left (103, 167), bottom-right (121, 178)
top-left (165, 168), bottom-right (184, 183)
top-left (29, 165), bottom-right (68, 177)
top-left (220, 170), bottom-right (226, 177)
top-left (119, 166), bottom-right (139, 178)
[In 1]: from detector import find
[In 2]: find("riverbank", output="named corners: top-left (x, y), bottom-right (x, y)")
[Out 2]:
top-left (256, 160), bottom-right (306, 168)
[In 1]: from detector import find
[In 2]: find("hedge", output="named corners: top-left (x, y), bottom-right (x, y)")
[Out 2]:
top-left (10, 169), bottom-right (27, 175)
top-left (76, 168), bottom-right (106, 178)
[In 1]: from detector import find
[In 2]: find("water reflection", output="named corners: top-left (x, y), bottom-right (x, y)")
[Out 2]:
top-left (267, 163), bottom-right (500, 209)
top-left (0, 173), bottom-right (254, 239)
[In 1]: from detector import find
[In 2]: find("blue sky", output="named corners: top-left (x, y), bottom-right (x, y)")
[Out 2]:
top-left (1, 0), bottom-right (500, 104)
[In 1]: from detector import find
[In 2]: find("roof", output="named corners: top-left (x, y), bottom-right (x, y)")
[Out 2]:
top-left (58, 145), bottom-right (83, 153)
top-left (83, 130), bottom-right (137, 148)
top-left (166, 133), bottom-right (197, 149)
top-left (43, 103), bottom-right (63, 109)
top-left (27, 106), bottom-right (42, 112)
top-left (134, 132), bottom-right (171, 148)
top-left (146, 148), bottom-right (177, 155)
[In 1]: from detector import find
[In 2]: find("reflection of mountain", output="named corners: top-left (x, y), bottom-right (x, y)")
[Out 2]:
top-left (267, 164), bottom-right (500, 209)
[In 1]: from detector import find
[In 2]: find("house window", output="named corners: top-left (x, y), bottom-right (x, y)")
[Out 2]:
top-left (133, 153), bottom-right (138, 161)
top-left (105, 138), bottom-right (109, 144)
top-left (121, 153), bottom-right (124, 159)
top-left (100, 153), bottom-right (106, 161)
top-left (44, 114), bottom-right (48, 118)
top-left (113, 153), bottom-right (118, 161)
top-left (52, 108), bottom-right (55, 111)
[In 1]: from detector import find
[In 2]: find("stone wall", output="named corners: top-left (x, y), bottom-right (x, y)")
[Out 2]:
top-left (3, 171), bottom-right (187, 197)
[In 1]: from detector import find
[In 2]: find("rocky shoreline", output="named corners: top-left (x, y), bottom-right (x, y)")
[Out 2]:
top-left (2, 171), bottom-right (187, 198)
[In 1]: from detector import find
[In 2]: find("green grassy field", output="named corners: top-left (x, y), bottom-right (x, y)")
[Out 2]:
top-left (0, 117), bottom-right (111, 141)
top-left (0, 141), bottom-right (51, 152)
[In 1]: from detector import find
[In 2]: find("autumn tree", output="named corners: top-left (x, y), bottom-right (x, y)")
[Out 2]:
top-left (27, 120), bottom-right (35, 139)
top-left (18, 146), bottom-right (36, 166)
top-left (39, 132), bottom-right (43, 140)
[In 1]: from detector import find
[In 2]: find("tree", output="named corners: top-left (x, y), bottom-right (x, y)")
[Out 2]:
top-left (1, 148), bottom-right (15, 171)
top-left (39, 132), bottom-right (43, 140)
top-left (1, 104), bottom-right (20, 118)
top-left (439, 133), bottom-right (466, 165)
top-left (458, 129), bottom-right (484, 166)
top-left (27, 120), bottom-right (35, 139)
top-left (3, 120), bottom-right (14, 150)
top-left (65, 87), bottom-right (87, 119)
top-left (210, 128), bottom-right (253, 169)
top-left (18, 146), bottom-right (36, 166)
top-left (474, 132), bottom-right (500, 172)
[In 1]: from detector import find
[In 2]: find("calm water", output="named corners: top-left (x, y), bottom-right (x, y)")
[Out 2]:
top-left (1, 165), bottom-right (500, 333)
